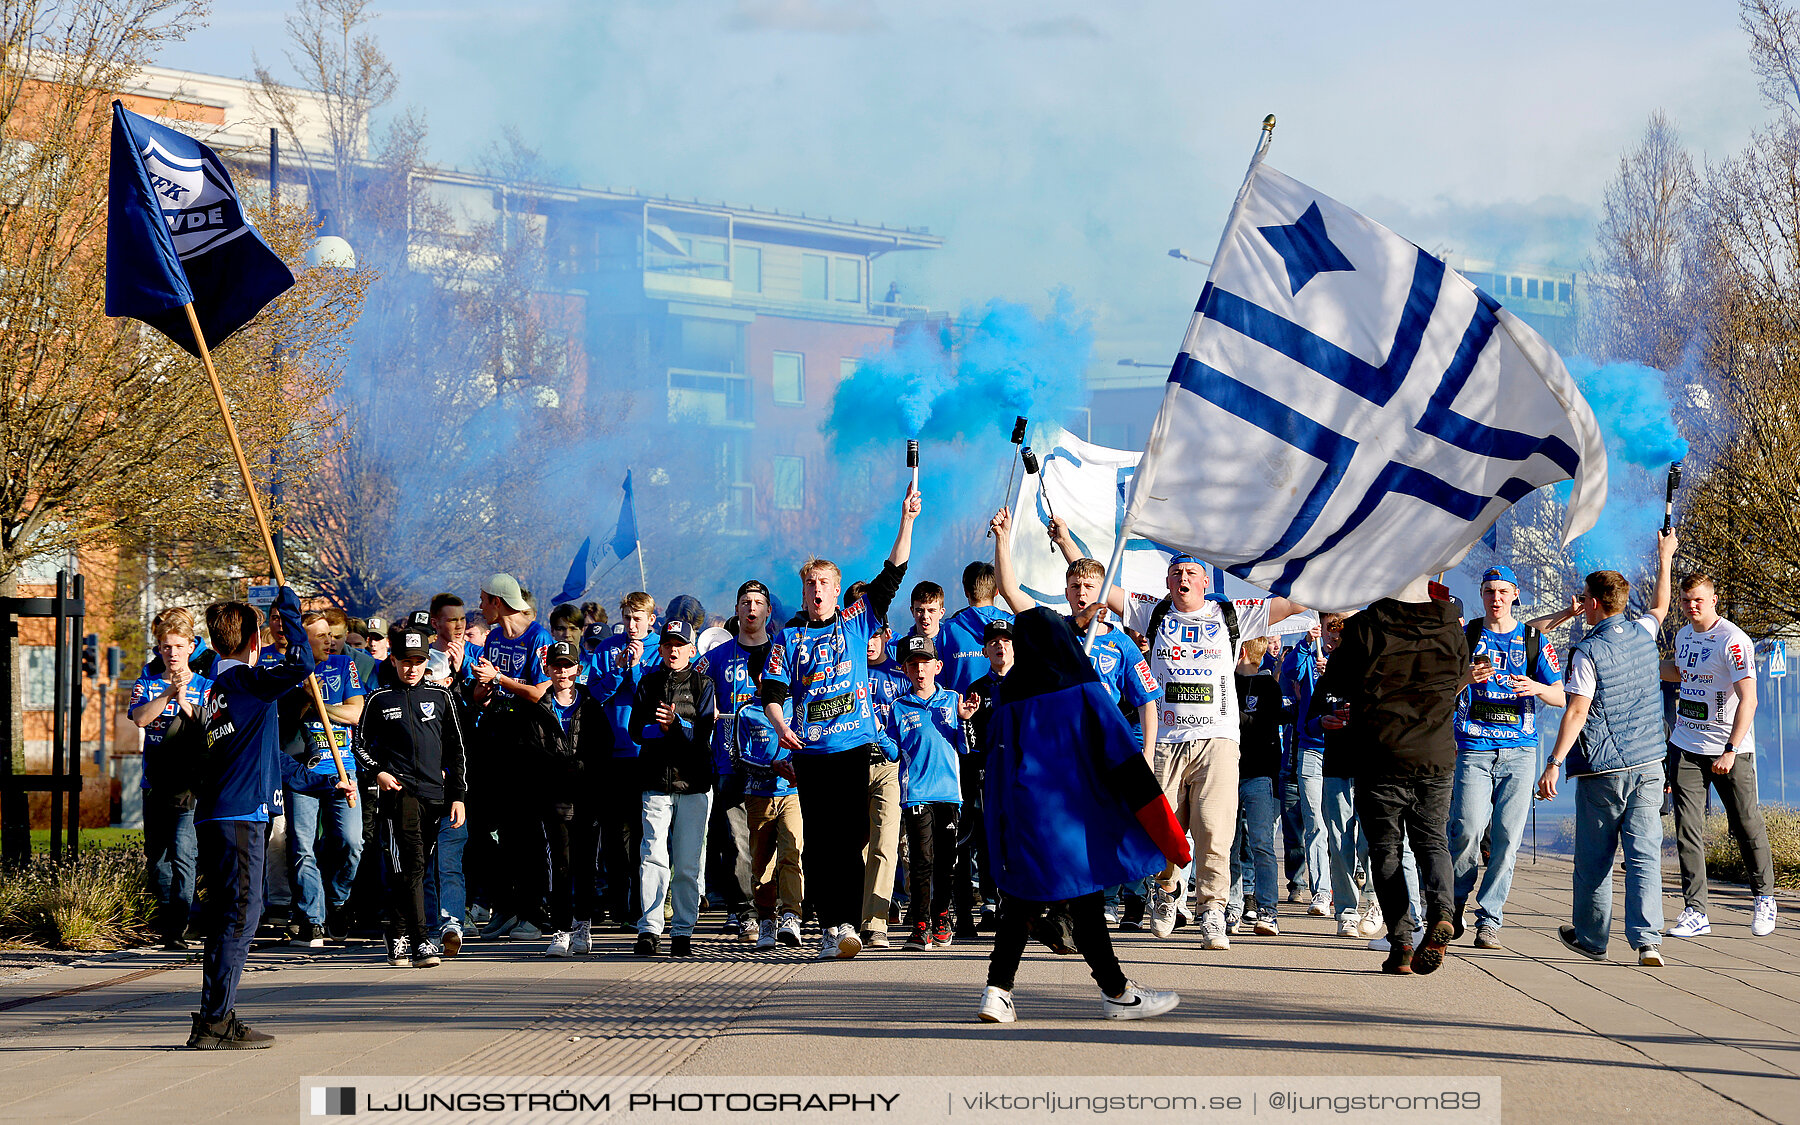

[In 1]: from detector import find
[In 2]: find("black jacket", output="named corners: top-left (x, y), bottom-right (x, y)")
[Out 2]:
top-left (630, 666), bottom-right (716, 795)
top-left (360, 681), bottom-right (469, 803)
top-left (1311, 597), bottom-right (1468, 777)
top-left (1234, 669), bottom-right (1284, 780)
top-left (515, 690), bottom-right (610, 800)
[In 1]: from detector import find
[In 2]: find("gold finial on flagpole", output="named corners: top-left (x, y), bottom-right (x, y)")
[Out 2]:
top-left (1262, 114), bottom-right (1277, 133)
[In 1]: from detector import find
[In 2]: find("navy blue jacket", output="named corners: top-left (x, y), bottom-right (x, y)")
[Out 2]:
top-left (197, 588), bottom-right (317, 822)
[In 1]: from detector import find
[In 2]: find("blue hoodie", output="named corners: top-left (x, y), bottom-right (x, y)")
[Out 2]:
top-left (198, 588), bottom-right (317, 823)
top-left (885, 686), bottom-right (965, 806)
top-left (587, 630), bottom-right (662, 758)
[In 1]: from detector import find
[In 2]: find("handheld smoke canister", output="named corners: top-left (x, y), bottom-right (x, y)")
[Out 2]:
top-left (907, 439), bottom-right (919, 494)
top-left (990, 416), bottom-right (1030, 538)
top-left (1664, 461), bottom-right (1683, 532)
top-left (1022, 445), bottom-right (1057, 521)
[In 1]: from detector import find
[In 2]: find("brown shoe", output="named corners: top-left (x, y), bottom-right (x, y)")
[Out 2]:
top-left (1381, 944), bottom-right (1414, 974)
top-left (1410, 920), bottom-right (1455, 976)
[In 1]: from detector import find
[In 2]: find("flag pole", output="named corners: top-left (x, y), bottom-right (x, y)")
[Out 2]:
top-left (1086, 114), bottom-right (1278, 654)
top-left (182, 303), bottom-right (355, 805)
top-left (636, 538), bottom-right (649, 594)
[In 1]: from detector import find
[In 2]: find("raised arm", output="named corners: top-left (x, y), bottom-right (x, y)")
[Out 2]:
top-left (991, 507), bottom-right (1037, 613)
top-left (1646, 528), bottom-right (1676, 627)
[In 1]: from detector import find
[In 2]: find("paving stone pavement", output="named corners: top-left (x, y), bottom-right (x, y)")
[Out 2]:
top-left (0, 857), bottom-right (1793, 1124)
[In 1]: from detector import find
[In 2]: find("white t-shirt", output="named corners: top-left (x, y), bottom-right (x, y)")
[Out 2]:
top-left (1564, 616), bottom-right (1657, 699)
top-left (1670, 617), bottom-right (1757, 758)
top-left (1124, 591), bottom-right (1272, 745)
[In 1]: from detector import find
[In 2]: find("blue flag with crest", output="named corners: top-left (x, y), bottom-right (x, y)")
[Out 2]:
top-left (105, 101), bottom-right (294, 356)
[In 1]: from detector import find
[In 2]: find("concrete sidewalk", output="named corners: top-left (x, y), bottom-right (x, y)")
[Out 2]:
top-left (0, 857), bottom-right (1792, 1123)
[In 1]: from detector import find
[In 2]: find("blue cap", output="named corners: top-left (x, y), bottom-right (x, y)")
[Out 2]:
top-left (1168, 553), bottom-right (1207, 570)
top-left (1481, 565), bottom-right (1520, 588)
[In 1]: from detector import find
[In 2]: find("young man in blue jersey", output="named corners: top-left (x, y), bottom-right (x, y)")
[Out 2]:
top-left (935, 562), bottom-right (1013, 695)
top-left (131, 607), bottom-right (212, 950)
top-left (189, 588), bottom-right (346, 1049)
top-left (1450, 564), bottom-right (1566, 950)
top-left (277, 611), bottom-right (367, 949)
top-left (888, 636), bottom-right (981, 950)
top-left (762, 486), bottom-right (921, 961)
top-left (588, 591), bottom-right (661, 931)
top-left (472, 573), bottom-right (554, 941)
top-left (859, 612), bottom-right (909, 947)
top-left (696, 581), bottom-right (775, 944)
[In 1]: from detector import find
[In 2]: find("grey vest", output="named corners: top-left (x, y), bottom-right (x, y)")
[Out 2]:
top-left (1567, 614), bottom-right (1664, 776)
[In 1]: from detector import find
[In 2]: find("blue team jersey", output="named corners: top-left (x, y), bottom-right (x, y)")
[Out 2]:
top-left (731, 699), bottom-right (797, 798)
top-left (935, 605), bottom-right (1013, 694)
top-left (548, 693), bottom-right (579, 732)
top-left (886, 687), bottom-right (965, 806)
top-left (1282, 642), bottom-right (1326, 754)
top-left (1076, 621), bottom-right (1159, 710)
top-left (481, 621), bottom-right (554, 700)
top-left (130, 673), bottom-right (212, 790)
top-left (763, 597), bottom-right (887, 756)
top-left (696, 636), bottom-right (770, 775)
top-left (587, 632), bottom-right (662, 758)
top-left (1455, 623), bottom-right (1564, 752)
top-left (300, 654), bottom-right (365, 778)
top-left (866, 661), bottom-right (908, 763)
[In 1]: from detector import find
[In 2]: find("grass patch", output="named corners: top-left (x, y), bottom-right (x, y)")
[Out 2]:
top-left (1674, 806), bottom-right (1800, 892)
top-left (27, 828), bottom-right (143, 855)
top-left (0, 847), bottom-right (154, 950)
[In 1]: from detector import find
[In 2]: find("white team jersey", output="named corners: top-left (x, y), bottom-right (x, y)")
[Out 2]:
top-left (1124, 591), bottom-right (1272, 744)
top-left (1671, 618), bottom-right (1757, 758)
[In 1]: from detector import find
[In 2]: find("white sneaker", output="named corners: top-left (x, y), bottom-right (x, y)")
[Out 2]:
top-left (777, 912), bottom-right (802, 947)
top-left (1359, 899), bottom-right (1383, 937)
top-left (1336, 916), bottom-right (1360, 938)
top-left (510, 920), bottom-right (545, 942)
top-left (1102, 981), bottom-right (1180, 1020)
top-left (1148, 880), bottom-right (1180, 939)
top-left (836, 923), bottom-right (862, 959)
top-left (756, 919), bottom-right (777, 950)
top-left (1254, 914), bottom-right (1279, 937)
top-left (1669, 907), bottom-right (1711, 937)
top-left (545, 931), bottom-right (572, 958)
top-left (1307, 891), bottom-right (1331, 917)
top-left (570, 920), bottom-right (592, 955)
top-left (1226, 908), bottom-right (1248, 935)
top-left (1751, 896), bottom-right (1777, 938)
top-left (1199, 908), bottom-right (1230, 950)
top-left (978, 985), bottom-right (1017, 1023)
top-left (1638, 946), bottom-right (1664, 967)
top-left (1103, 903), bottom-right (1121, 925)
top-left (817, 929), bottom-right (839, 960)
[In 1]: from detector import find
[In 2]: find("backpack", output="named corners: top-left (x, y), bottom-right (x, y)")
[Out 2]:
top-left (1464, 619), bottom-right (1540, 682)
top-left (1146, 594), bottom-right (1240, 655)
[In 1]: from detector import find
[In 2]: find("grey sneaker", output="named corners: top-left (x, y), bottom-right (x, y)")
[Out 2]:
top-left (756, 919), bottom-right (776, 950)
top-left (1473, 926), bottom-right (1503, 950)
top-left (510, 920), bottom-right (544, 942)
top-left (1149, 880), bottom-right (1180, 939)
top-left (1199, 908), bottom-right (1230, 950)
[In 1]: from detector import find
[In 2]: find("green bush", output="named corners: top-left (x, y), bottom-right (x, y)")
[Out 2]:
top-left (0, 847), bottom-right (155, 950)
top-left (1683, 806), bottom-right (1800, 891)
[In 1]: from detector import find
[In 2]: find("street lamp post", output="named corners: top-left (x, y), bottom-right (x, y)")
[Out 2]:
top-left (1168, 248), bottom-right (1212, 267)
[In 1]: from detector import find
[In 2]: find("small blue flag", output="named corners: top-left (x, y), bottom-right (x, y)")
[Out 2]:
top-left (610, 470), bottom-right (640, 560)
top-left (105, 101), bottom-right (294, 356)
top-left (553, 537), bottom-right (593, 607)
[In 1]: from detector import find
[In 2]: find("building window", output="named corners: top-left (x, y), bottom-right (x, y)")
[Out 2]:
top-left (1558, 281), bottom-right (1572, 304)
top-left (772, 351), bottom-right (805, 405)
top-left (1508, 276), bottom-right (1522, 298)
top-left (1526, 278), bottom-right (1539, 299)
top-left (833, 256), bottom-right (862, 302)
top-left (772, 455), bottom-right (805, 511)
top-left (732, 244), bottom-right (761, 293)
top-left (723, 434), bottom-right (754, 532)
top-left (668, 370), bottom-right (750, 425)
top-left (802, 254), bottom-right (828, 301)
top-left (22, 646), bottom-right (55, 710)
top-left (669, 316), bottom-right (743, 373)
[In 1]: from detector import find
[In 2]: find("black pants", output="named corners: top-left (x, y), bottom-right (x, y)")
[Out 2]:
top-left (793, 749), bottom-right (874, 930)
top-left (540, 803), bottom-right (602, 933)
top-left (500, 799), bottom-right (549, 927)
top-left (986, 892), bottom-right (1127, 996)
top-left (197, 819), bottom-right (265, 1021)
top-left (1355, 770), bottom-right (1454, 937)
top-left (600, 783), bottom-right (644, 926)
top-left (952, 766), bottom-right (995, 928)
top-left (380, 791), bottom-right (446, 946)
top-left (903, 802), bottom-right (959, 927)
top-left (706, 774), bottom-right (752, 916)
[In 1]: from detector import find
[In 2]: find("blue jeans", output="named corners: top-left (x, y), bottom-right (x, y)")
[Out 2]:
top-left (1449, 745), bottom-right (1536, 931)
top-left (1572, 763), bottom-right (1665, 953)
top-left (1229, 777), bottom-right (1281, 915)
top-left (638, 790), bottom-right (713, 937)
top-left (425, 814), bottom-right (468, 933)
top-left (1298, 751), bottom-right (1331, 897)
top-left (286, 778), bottom-right (364, 924)
top-left (143, 802), bottom-right (197, 940)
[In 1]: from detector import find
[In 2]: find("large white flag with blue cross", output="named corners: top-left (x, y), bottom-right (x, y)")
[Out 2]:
top-left (1125, 162), bottom-right (1607, 613)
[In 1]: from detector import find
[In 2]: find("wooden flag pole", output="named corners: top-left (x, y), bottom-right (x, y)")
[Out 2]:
top-left (183, 303), bottom-right (356, 806)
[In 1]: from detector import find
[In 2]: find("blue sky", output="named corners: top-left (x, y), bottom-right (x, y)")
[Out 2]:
top-left (161, 0), bottom-right (1767, 366)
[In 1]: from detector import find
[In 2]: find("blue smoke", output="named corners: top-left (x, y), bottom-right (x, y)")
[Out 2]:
top-left (1565, 358), bottom-right (1690, 570)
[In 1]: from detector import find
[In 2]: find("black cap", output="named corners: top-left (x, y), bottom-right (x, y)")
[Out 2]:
top-left (982, 618), bottom-right (1015, 642)
top-left (406, 609), bottom-right (432, 632)
top-left (899, 635), bottom-right (938, 662)
top-left (736, 579), bottom-right (771, 603)
top-left (582, 623), bottom-right (607, 649)
top-left (392, 630), bottom-right (430, 659)
top-left (547, 640), bottom-right (581, 667)
top-left (660, 619), bottom-right (696, 646)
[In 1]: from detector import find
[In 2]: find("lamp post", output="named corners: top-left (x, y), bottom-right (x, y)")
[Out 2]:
top-left (1168, 248), bottom-right (1212, 267)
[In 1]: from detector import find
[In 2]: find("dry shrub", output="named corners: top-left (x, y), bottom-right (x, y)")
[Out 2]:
top-left (0, 848), bottom-right (155, 950)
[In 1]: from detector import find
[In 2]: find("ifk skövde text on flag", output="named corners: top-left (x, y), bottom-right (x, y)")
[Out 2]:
top-left (105, 101), bottom-right (294, 356)
top-left (1125, 162), bottom-right (1606, 613)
